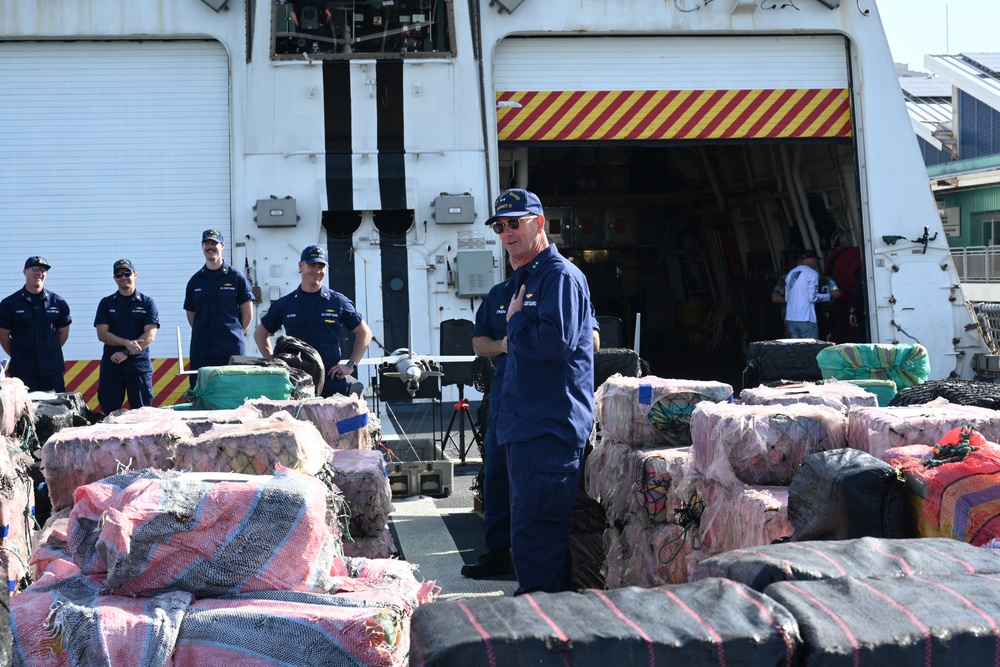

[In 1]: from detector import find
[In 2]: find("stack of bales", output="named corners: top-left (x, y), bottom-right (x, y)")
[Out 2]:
top-left (328, 449), bottom-right (396, 558)
top-left (587, 375), bottom-right (733, 586)
top-left (0, 378), bottom-right (36, 592)
top-left (18, 468), bottom-right (434, 666)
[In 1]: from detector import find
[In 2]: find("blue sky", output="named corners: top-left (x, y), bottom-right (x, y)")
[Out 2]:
top-left (877, 0), bottom-right (998, 71)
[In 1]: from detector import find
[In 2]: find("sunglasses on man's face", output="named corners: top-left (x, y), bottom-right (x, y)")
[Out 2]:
top-left (114, 271), bottom-right (133, 278)
top-left (491, 215), bottom-right (536, 234)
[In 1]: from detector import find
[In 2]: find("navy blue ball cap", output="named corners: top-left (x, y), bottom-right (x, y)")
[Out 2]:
top-left (24, 256), bottom-right (51, 270)
top-left (113, 259), bottom-right (136, 273)
top-left (202, 229), bottom-right (224, 244)
top-left (485, 189), bottom-right (544, 225)
top-left (300, 245), bottom-right (329, 265)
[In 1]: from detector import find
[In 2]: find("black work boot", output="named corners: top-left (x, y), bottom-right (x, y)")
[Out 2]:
top-left (461, 548), bottom-right (514, 579)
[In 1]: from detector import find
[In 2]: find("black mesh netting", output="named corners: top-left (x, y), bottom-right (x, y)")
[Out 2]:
top-left (272, 335), bottom-right (325, 396)
top-left (646, 392), bottom-right (710, 446)
top-left (889, 378), bottom-right (1000, 411)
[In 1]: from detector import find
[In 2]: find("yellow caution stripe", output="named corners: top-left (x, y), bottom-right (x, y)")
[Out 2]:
top-left (496, 88), bottom-right (852, 142)
top-left (64, 358), bottom-right (191, 411)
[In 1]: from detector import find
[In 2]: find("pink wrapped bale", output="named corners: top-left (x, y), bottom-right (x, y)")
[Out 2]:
top-left (638, 447), bottom-right (692, 524)
top-left (583, 439), bottom-right (633, 521)
top-left (30, 506), bottom-right (71, 581)
top-left (690, 402), bottom-right (848, 487)
top-left (70, 468), bottom-right (342, 597)
top-left (2, 469), bottom-right (34, 592)
top-left (848, 403), bottom-right (1000, 459)
top-left (107, 404), bottom-right (263, 436)
top-left (329, 449), bottom-right (394, 538)
top-left (249, 395), bottom-right (374, 450)
top-left (342, 528), bottom-right (397, 559)
top-left (698, 482), bottom-right (793, 554)
top-left (0, 377), bottom-right (32, 438)
top-left (11, 579), bottom-right (192, 667)
top-left (585, 441), bottom-right (692, 524)
top-left (176, 411), bottom-right (332, 476)
top-left (601, 525), bottom-right (630, 589)
top-left (739, 380), bottom-right (876, 412)
top-left (40, 420), bottom-right (191, 511)
top-left (596, 375), bottom-right (733, 447)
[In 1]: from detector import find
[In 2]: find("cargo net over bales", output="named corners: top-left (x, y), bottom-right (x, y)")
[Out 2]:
top-left (17, 468), bottom-right (436, 667)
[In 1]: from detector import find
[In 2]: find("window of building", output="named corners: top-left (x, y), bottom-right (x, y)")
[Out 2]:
top-left (272, 0), bottom-right (454, 59)
top-left (978, 211), bottom-right (1000, 246)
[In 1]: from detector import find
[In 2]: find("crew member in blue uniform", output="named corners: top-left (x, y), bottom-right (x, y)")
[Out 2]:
top-left (184, 229), bottom-right (255, 383)
top-left (94, 259), bottom-right (160, 413)
top-left (0, 256), bottom-right (72, 392)
top-left (253, 245), bottom-right (373, 397)
top-left (488, 189), bottom-right (595, 595)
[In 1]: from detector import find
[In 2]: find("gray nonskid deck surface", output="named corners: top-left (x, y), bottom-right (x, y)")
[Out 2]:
top-left (377, 396), bottom-right (517, 599)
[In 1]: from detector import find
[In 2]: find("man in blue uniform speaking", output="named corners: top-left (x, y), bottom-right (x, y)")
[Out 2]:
top-left (183, 229), bottom-right (255, 381)
top-left (253, 245), bottom-right (373, 397)
top-left (94, 259), bottom-right (160, 413)
top-left (488, 189), bottom-right (595, 595)
top-left (0, 256), bottom-right (72, 392)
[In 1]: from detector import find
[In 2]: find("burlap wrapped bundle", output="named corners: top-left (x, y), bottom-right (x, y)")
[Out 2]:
top-left (0, 377), bottom-right (33, 438)
top-left (107, 404), bottom-right (263, 436)
top-left (328, 449), bottom-right (394, 538)
top-left (249, 396), bottom-right (374, 450)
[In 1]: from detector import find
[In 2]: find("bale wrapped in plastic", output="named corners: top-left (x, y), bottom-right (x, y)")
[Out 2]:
top-left (692, 536), bottom-right (1000, 591)
top-left (327, 448), bottom-right (394, 538)
top-left (409, 578), bottom-right (801, 667)
top-left (249, 395), bottom-right (374, 450)
top-left (0, 431), bottom-right (36, 593)
top-left (690, 402), bottom-right (848, 487)
top-left (696, 481), bottom-right (793, 555)
top-left (30, 392), bottom-right (99, 451)
top-left (69, 468), bottom-right (342, 597)
top-left (601, 524), bottom-right (629, 589)
top-left (788, 448), bottom-right (912, 541)
top-left (844, 378), bottom-right (897, 406)
top-left (342, 528), bottom-right (396, 559)
top-left (739, 380), bottom-right (876, 413)
top-left (621, 519), bottom-right (703, 586)
top-left (176, 411), bottom-right (332, 477)
top-left (29, 506), bottom-right (72, 581)
top-left (184, 365), bottom-right (298, 410)
top-left (595, 374), bottom-right (733, 447)
top-left (107, 404), bottom-right (263, 437)
top-left (40, 420), bottom-right (192, 511)
top-left (816, 342), bottom-right (930, 390)
top-left (582, 438), bottom-right (632, 519)
top-left (765, 573), bottom-right (1000, 665)
top-left (0, 377), bottom-right (32, 438)
top-left (846, 403), bottom-right (1000, 459)
top-left (743, 338), bottom-right (833, 387)
top-left (883, 427), bottom-right (1000, 545)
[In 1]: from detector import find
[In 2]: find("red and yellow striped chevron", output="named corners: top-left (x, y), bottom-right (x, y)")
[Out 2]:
top-left (496, 88), bottom-right (852, 142)
top-left (63, 358), bottom-right (191, 411)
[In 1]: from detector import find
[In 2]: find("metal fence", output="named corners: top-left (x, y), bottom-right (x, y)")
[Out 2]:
top-left (951, 246), bottom-right (1000, 282)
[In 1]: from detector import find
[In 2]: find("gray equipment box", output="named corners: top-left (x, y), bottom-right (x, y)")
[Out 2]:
top-left (455, 250), bottom-right (494, 297)
top-left (433, 194), bottom-right (476, 224)
top-left (254, 197), bottom-right (299, 227)
top-left (386, 460), bottom-right (454, 499)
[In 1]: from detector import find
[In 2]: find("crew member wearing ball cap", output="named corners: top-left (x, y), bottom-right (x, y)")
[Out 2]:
top-left (486, 188), bottom-right (595, 595)
top-left (184, 229), bottom-right (255, 383)
top-left (0, 256), bottom-right (72, 392)
top-left (784, 249), bottom-right (841, 340)
top-left (94, 259), bottom-right (160, 413)
top-left (254, 245), bottom-right (373, 397)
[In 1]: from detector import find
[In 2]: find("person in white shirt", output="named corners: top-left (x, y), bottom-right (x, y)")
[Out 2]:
top-left (784, 250), bottom-right (840, 339)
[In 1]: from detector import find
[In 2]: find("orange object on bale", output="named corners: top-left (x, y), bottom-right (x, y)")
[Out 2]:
top-left (884, 426), bottom-right (1000, 545)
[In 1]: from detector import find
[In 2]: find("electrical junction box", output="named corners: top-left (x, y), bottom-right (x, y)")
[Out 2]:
top-left (254, 197), bottom-right (299, 227)
top-left (432, 194), bottom-right (476, 224)
top-left (455, 250), bottom-right (494, 297)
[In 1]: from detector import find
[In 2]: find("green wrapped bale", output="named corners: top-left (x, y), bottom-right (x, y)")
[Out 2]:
top-left (844, 378), bottom-right (897, 407)
top-left (184, 365), bottom-right (297, 410)
top-left (815, 343), bottom-right (929, 390)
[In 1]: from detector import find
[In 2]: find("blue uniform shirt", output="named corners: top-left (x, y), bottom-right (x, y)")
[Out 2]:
top-left (183, 262), bottom-right (254, 360)
top-left (472, 276), bottom-right (517, 412)
top-left (0, 288), bottom-right (72, 376)
top-left (260, 287), bottom-right (363, 395)
top-left (94, 291), bottom-right (160, 373)
top-left (497, 245), bottom-right (595, 446)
